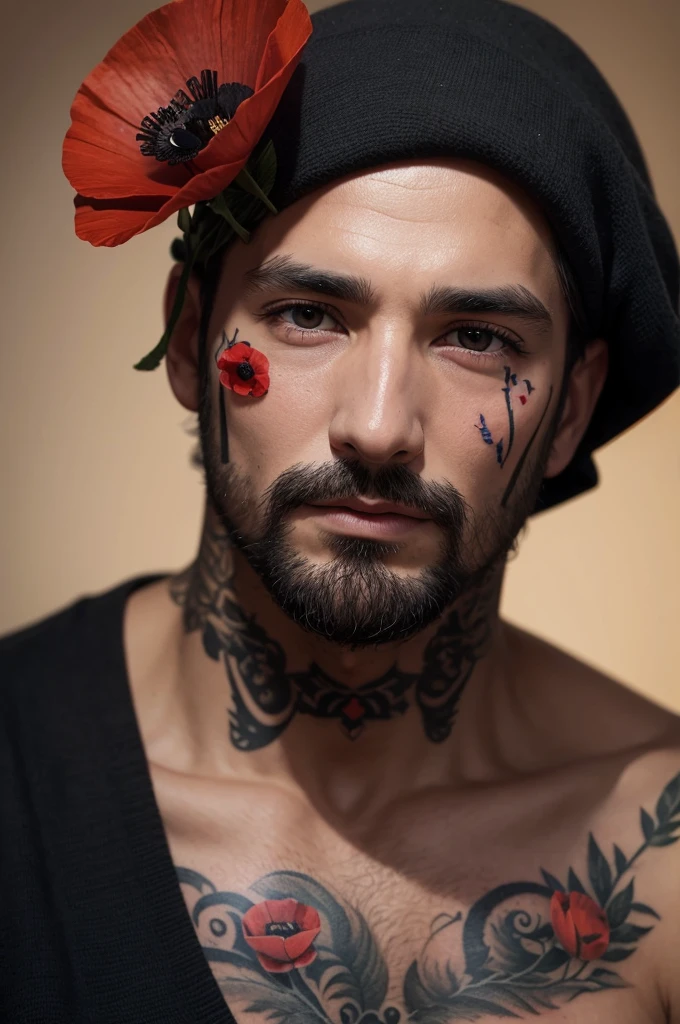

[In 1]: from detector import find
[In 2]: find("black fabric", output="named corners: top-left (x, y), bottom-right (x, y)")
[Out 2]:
top-left (261, 0), bottom-right (680, 511)
top-left (0, 578), bottom-right (236, 1024)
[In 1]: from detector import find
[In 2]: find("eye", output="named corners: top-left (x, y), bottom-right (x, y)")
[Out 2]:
top-left (434, 321), bottom-right (524, 360)
top-left (446, 327), bottom-right (505, 353)
top-left (275, 304), bottom-right (340, 332)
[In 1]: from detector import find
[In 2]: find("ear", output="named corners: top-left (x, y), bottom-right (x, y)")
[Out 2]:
top-left (164, 264), bottom-right (203, 413)
top-left (543, 338), bottom-right (609, 478)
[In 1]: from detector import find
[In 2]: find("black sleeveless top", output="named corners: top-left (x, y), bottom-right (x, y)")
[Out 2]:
top-left (0, 578), bottom-right (237, 1024)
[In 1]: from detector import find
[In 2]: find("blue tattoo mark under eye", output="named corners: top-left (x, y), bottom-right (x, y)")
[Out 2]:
top-left (476, 366), bottom-right (535, 470)
top-left (476, 414), bottom-right (494, 445)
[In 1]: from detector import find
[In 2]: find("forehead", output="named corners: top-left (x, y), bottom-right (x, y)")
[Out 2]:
top-left (245, 160), bottom-right (562, 303)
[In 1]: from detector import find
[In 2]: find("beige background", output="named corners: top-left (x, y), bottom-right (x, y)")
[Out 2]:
top-left (1, 0), bottom-right (678, 710)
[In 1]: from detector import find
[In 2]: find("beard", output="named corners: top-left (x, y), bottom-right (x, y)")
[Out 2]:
top-left (198, 384), bottom-right (555, 647)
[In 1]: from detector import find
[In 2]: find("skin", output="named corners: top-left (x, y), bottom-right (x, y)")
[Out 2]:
top-left (123, 160), bottom-right (680, 1022)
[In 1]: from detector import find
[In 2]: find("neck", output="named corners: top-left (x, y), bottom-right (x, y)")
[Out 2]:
top-left (165, 507), bottom-right (511, 815)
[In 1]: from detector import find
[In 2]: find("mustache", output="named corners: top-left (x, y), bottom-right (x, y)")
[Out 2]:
top-left (259, 461), bottom-right (470, 533)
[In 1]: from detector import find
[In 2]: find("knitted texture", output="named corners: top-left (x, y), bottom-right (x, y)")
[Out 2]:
top-left (259, 0), bottom-right (680, 511)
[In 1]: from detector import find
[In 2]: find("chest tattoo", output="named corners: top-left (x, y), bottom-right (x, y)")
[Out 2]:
top-left (178, 770), bottom-right (678, 1021)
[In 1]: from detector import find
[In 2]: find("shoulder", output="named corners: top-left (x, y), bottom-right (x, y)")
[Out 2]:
top-left (505, 621), bottom-right (680, 759)
top-left (0, 576), bottom-right (162, 712)
top-left (507, 625), bottom-right (680, 1015)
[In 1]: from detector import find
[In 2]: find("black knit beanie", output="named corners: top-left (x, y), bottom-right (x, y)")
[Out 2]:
top-left (255, 0), bottom-right (679, 512)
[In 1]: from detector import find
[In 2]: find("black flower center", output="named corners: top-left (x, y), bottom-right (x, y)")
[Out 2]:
top-left (236, 361), bottom-right (255, 381)
top-left (265, 921), bottom-right (301, 938)
top-left (137, 69), bottom-right (254, 165)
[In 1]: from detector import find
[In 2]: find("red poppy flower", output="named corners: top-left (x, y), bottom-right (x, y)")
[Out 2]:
top-left (63, 0), bottom-right (312, 246)
top-left (550, 891), bottom-right (610, 960)
top-left (242, 898), bottom-right (321, 973)
top-left (218, 342), bottom-right (270, 396)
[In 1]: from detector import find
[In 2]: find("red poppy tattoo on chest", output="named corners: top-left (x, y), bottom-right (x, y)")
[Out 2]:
top-left (178, 769), bottom-right (679, 1022)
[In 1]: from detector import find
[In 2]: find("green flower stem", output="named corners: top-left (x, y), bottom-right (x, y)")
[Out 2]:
top-left (234, 167), bottom-right (278, 214)
top-left (133, 212), bottom-right (229, 371)
top-left (210, 193), bottom-right (251, 242)
top-left (133, 248), bottom-right (195, 371)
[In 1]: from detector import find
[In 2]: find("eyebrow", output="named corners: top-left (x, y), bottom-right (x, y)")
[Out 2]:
top-left (419, 284), bottom-right (553, 334)
top-left (244, 255), bottom-right (376, 306)
top-left (244, 255), bottom-right (553, 334)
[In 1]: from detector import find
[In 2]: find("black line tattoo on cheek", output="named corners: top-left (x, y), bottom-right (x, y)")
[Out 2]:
top-left (215, 328), bottom-right (242, 465)
top-left (178, 771), bottom-right (678, 1021)
top-left (475, 366), bottom-right (536, 469)
top-left (500, 385), bottom-right (553, 508)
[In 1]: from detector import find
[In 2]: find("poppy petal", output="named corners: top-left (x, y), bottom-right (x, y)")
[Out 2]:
top-left (291, 948), bottom-right (317, 969)
top-left (255, 952), bottom-right (295, 973)
top-left (242, 901), bottom-right (272, 935)
top-left (550, 891), bottom-right (578, 957)
top-left (220, 342), bottom-right (253, 366)
top-left (64, 116), bottom-right (187, 199)
top-left (283, 927), bottom-right (321, 961)
top-left (248, 377), bottom-right (269, 397)
top-left (255, 0), bottom-right (313, 92)
top-left (247, 349), bottom-right (270, 374)
top-left (73, 194), bottom-right (170, 247)
top-left (267, 898), bottom-right (299, 924)
top-left (242, 934), bottom-right (288, 958)
top-left (295, 904), bottom-right (321, 931)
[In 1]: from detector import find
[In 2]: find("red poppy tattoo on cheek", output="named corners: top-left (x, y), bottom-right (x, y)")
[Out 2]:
top-left (216, 328), bottom-right (270, 398)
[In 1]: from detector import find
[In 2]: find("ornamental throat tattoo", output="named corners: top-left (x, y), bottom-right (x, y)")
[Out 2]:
top-left (178, 770), bottom-right (679, 1021)
top-left (170, 523), bottom-right (494, 750)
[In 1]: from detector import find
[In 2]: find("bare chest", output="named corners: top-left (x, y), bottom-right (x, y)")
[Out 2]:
top-left (157, 782), bottom-right (670, 1024)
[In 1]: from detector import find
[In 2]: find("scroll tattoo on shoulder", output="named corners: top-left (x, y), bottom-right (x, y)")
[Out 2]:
top-left (170, 523), bottom-right (495, 750)
top-left (179, 770), bottom-right (679, 1021)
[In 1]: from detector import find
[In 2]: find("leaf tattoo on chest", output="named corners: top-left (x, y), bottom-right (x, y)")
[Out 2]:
top-left (179, 770), bottom-right (679, 1021)
top-left (170, 525), bottom-right (494, 750)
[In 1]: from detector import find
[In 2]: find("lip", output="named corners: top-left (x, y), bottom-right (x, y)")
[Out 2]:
top-left (302, 499), bottom-right (432, 541)
top-left (308, 498), bottom-right (431, 520)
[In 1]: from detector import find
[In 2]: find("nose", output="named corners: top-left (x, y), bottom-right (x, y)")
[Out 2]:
top-left (328, 329), bottom-right (425, 467)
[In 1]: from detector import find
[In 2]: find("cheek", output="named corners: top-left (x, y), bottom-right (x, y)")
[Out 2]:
top-left (427, 360), bottom-right (554, 505)
top-left (220, 354), bottom-right (335, 488)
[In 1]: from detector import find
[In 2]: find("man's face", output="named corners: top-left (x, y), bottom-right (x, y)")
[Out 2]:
top-left (197, 161), bottom-right (571, 645)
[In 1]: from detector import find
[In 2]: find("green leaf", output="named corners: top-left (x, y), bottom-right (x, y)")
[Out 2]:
top-left (588, 968), bottom-right (629, 989)
top-left (567, 868), bottom-right (587, 894)
top-left (177, 206), bottom-right (192, 235)
top-left (588, 833), bottom-right (612, 906)
top-left (655, 771), bottom-right (680, 824)
top-left (134, 253), bottom-right (193, 370)
top-left (609, 922), bottom-right (653, 944)
top-left (210, 195), bottom-right (251, 242)
top-left (606, 880), bottom-right (634, 929)
top-left (234, 166), bottom-right (277, 213)
top-left (252, 138), bottom-right (278, 197)
top-left (654, 821), bottom-right (680, 836)
top-left (540, 869), bottom-right (565, 892)
top-left (630, 901), bottom-right (661, 920)
top-left (600, 946), bottom-right (636, 962)
top-left (648, 834), bottom-right (679, 847)
top-left (613, 844), bottom-right (627, 876)
top-left (640, 807), bottom-right (655, 842)
top-left (532, 946), bottom-right (570, 972)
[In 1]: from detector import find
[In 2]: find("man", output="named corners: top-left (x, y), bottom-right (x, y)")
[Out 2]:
top-left (2, 0), bottom-right (679, 1022)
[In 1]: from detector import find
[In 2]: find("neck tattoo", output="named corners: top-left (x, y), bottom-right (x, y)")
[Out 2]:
top-left (170, 522), bottom-right (496, 750)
